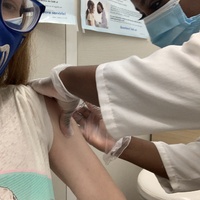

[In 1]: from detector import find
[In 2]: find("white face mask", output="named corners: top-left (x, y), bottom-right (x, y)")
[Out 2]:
top-left (5, 16), bottom-right (23, 25)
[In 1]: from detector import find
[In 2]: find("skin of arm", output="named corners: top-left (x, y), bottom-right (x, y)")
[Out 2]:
top-left (44, 97), bottom-right (126, 200)
top-left (119, 137), bottom-right (168, 179)
top-left (60, 65), bottom-right (100, 106)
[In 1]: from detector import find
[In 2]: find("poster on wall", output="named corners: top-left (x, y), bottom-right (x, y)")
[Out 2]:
top-left (81, 0), bottom-right (149, 39)
top-left (39, 0), bottom-right (77, 25)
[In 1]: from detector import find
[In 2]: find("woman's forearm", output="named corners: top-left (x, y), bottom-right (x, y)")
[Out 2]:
top-left (119, 137), bottom-right (168, 179)
top-left (60, 65), bottom-right (100, 106)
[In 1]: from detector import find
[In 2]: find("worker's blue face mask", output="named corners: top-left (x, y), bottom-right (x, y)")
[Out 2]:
top-left (0, 0), bottom-right (45, 76)
top-left (144, 0), bottom-right (200, 48)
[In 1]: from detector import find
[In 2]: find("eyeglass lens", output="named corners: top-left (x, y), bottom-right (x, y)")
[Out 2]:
top-left (1, 0), bottom-right (40, 32)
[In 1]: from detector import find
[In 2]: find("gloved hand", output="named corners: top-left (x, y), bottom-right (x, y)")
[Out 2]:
top-left (72, 102), bottom-right (131, 164)
top-left (29, 64), bottom-right (80, 135)
top-left (57, 100), bottom-right (80, 136)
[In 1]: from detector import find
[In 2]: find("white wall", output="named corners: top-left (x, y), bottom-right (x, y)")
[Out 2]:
top-left (30, 24), bottom-right (66, 79)
top-left (31, 14), bottom-right (159, 200)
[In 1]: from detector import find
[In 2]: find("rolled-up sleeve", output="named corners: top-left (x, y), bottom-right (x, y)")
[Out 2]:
top-left (154, 138), bottom-right (200, 192)
top-left (96, 33), bottom-right (200, 139)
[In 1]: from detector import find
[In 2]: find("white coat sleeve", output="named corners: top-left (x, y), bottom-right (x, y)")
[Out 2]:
top-left (96, 33), bottom-right (200, 139)
top-left (154, 138), bottom-right (200, 192)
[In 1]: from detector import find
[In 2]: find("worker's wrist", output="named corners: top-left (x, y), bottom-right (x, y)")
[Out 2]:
top-left (103, 136), bottom-right (132, 165)
top-left (104, 137), bottom-right (117, 153)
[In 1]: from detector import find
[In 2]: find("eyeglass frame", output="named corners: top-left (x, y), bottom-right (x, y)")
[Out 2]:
top-left (0, 0), bottom-right (46, 33)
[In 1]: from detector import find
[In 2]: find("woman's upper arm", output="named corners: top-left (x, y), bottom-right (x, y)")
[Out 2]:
top-left (44, 97), bottom-right (126, 200)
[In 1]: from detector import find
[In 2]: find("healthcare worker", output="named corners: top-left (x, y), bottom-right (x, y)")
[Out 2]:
top-left (30, 0), bottom-right (200, 193)
top-left (0, 0), bottom-right (127, 199)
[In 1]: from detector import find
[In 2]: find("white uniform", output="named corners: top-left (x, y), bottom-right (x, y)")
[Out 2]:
top-left (0, 85), bottom-right (54, 199)
top-left (96, 32), bottom-right (200, 192)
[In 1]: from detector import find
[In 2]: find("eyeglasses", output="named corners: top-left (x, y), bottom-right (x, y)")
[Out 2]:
top-left (0, 0), bottom-right (45, 33)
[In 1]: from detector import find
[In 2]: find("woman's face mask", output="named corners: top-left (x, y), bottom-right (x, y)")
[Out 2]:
top-left (0, 0), bottom-right (24, 75)
top-left (0, 0), bottom-right (45, 76)
top-left (144, 0), bottom-right (200, 47)
top-left (0, 19), bottom-right (24, 76)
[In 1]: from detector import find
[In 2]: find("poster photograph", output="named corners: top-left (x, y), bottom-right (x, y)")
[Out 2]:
top-left (81, 0), bottom-right (149, 38)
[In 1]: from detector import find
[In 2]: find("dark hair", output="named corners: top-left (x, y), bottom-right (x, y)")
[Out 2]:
top-left (97, 2), bottom-right (104, 14)
top-left (86, 0), bottom-right (95, 18)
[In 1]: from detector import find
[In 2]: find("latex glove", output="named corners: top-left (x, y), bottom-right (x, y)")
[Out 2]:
top-left (73, 102), bottom-right (116, 153)
top-left (73, 102), bottom-right (131, 164)
top-left (29, 64), bottom-right (80, 135)
top-left (58, 100), bottom-right (80, 136)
